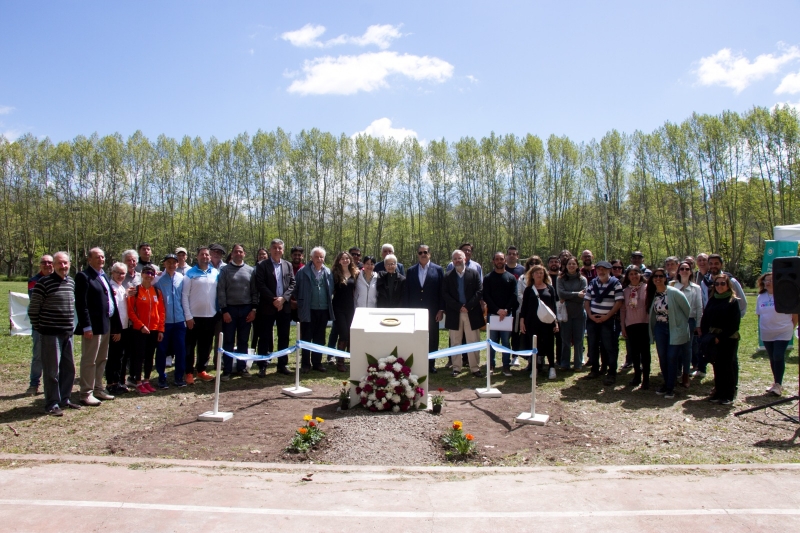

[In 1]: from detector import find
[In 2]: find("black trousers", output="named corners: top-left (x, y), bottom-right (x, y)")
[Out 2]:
top-left (106, 328), bottom-right (133, 384)
top-left (712, 339), bottom-right (739, 401)
top-left (625, 323), bottom-right (651, 381)
top-left (301, 309), bottom-right (329, 368)
top-left (185, 316), bottom-right (217, 373)
top-left (258, 311), bottom-right (292, 369)
top-left (131, 329), bottom-right (159, 382)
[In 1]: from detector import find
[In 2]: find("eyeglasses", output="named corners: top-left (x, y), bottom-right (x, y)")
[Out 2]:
top-left (418, 251), bottom-right (429, 255)
top-left (764, 279), bottom-right (773, 284)
top-left (679, 267), bottom-right (692, 271)
top-left (142, 271), bottom-right (156, 276)
top-left (651, 274), bottom-right (666, 279)
top-left (714, 281), bottom-right (728, 287)
top-left (112, 271), bottom-right (125, 276)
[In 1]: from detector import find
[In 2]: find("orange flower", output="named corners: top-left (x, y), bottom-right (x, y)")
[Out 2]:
top-left (465, 434), bottom-right (474, 441)
top-left (298, 427), bottom-right (308, 434)
top-left (452, 421), bottom-right (463, 430)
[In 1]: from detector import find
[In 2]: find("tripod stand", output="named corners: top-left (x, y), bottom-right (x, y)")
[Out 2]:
top-left (734, 395), bottom-right (800, 424)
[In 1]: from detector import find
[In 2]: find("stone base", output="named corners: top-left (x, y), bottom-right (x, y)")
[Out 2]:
top-left (515, 412), bottom-right (549, 425)
top-left (475, 387), bottom-right (502, 398)
top-left (197, 411), bottom-right (233, 422)
top-left (281, 386), bottom-right (313, 397)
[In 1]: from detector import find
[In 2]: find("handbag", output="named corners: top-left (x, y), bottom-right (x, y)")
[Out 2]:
top-left (556, 301), bottom-right (569, 322)
top-left (532, 286), bottom-right (556, 324)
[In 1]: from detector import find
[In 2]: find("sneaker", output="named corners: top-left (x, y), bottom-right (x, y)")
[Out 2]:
top-left (452, 370), bottom-right (460, 377)
top-left (125, 377), bottom-right (138, 389)
top-left (166, 356), bottom-right (173, 367)
top-left (185, 373), bottom-right (195, 385)
top-left (198, 371), bottom-right (214, 382)
top-left (511, 357), bottom-right (520, 367)
top-left (664, 390), bottom-right (675, 399)
top-left (25, 385), bottom-right (39, 396)
top-left (136, 383), bottom-right (150, 394)
top-left (240, 369), bottom-right (252, 378)
top-left (769, 383), bottom-right (783, 396)
top-left (46, 405), bottom-right (64, 417)
top-left (691, 370), bottom-right (706, 378)
top-left (720, 399), bottom-right (733, 405)
top-left (655, 386), bottom-right (667, 395)
top-left (548, 368), bottom-right (557, 380)
top-left (472, 371), bottom-right (483, 378)
top-left (220, 373), bottom-right (231, 382)
top-left (143, 382), bottom-right (157, 393)
top-left (502, 366), bottom-right (513, 377)
top-left (174, 380), bottom-right (187, 388)
top-left (157, 378), bottom-right (169, 390)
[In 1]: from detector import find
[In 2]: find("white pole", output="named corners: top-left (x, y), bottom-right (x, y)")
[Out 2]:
top-left (212, 332), bottom-right (223, 415)
top-left (294, 322), bottom-right (301, 388)
top-left (485, 324), bottom-right (492, 388)
top-left (530, 335), bottom-right (537, 414)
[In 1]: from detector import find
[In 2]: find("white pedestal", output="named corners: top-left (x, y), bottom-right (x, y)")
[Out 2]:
top-left (476, 387), bottom-right (502, 398)
top-left (197, 411), bottom-right (233, 422)
top-left (282, 386), bottom-right (313, 397)
top-left (349, 307), bottom-right (429, 407)
top-left (516, 412), bottom-right (550, 425)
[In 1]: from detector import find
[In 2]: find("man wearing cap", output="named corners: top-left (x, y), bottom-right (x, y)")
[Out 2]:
top-left (628, 251), bottom-right (651, 280)
top-left (175, 247), bottom-right (190, 275)
top-left (209, 243), bottom-right (227, 270)
top-left (135, 243), bottom-right (154, 273)
top-left (74, 247), bottom-right (117, 406)
top-left (25, 254), bottom-right (54, 396)
top-left (583, 260), bottom-right (624, 385)
top-left (154, 253), bottom-right (187, 388)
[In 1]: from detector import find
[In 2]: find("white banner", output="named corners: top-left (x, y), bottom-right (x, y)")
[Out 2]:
top-left (9, 291), bottom-right (32, 336)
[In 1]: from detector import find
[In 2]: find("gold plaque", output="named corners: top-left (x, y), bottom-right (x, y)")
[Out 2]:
top-left (380, 317), bottom-right (401, 327)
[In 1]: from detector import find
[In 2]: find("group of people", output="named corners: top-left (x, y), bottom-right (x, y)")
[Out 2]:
top-left (25, 240), bottom-right (797, 417)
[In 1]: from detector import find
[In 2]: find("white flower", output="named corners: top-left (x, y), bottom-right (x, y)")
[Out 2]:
top-left (376, 403), bottom-right (384, 410)
top-left (401, 378), bottom-right (409, 386)
top-left (368, 393), bottom-right (376, 401)
top-left (360, 391), bottom-right (367, 397)
top-left (393, 362), bottom-right (402, 372)
top-left (391, 394), bottom-right (401, 403)
top-left (392, 406), bottom-right (400, 413)
top-left (409, 374), bottom-right (418, 381)
top-left (387, 356), bottom-right (396, 363)
top-left (406, 390), bottom-right (415, 399)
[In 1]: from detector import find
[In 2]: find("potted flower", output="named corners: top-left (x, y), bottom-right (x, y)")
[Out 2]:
top-left (339, 381), bottom-right (350, 410)
top-left (431, 388), bottom-right (445, 414)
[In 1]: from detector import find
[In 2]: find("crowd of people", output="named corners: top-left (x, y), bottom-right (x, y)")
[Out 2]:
top-left (25, 241), bottom-right (797, 417)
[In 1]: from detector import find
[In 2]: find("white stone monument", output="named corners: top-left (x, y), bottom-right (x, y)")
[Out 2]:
top-left (349, 307), bottom-right (429, 409)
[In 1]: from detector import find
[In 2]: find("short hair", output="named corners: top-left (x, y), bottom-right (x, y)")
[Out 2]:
top-left (708, 253), bottom-right (724, 264)
top-left (547, 255), bottom-right (559, 263)
top-left (362, 255), bottom-right (377, 265)
top-left (196, 246), bottom-right (210, 255)
top-left (384, 254), bottom-right (398, 264)
top-left (507, 245), bottom-right (518, 253)
top-left (381, 243), bottom-right (395, 253)
top-left (696, 253), bottom-right (709, 260)
top-left (54, 251), bottom-right (71, 262)
top-left (349, 246), bottom-right (361, 253)
top-left (452, 249), bottom-right (465, 260)
top-left (138, 242), bottom-right (151, 251)
top-left (88, 247), bottom-right (104, 259)
top-left (110, 262), bottom-right (127, 275)
top-left (231, 243), bottom-right (246, 253)
top-left (40, 254), bottom-right (54, 261)
top-left (493, 251), bottom-right (505, 260)
top-left (269, 238), bottom-right (284, 248)
top-left (417, 244), bottom-right (429, 251)
top-left (459, 242), bottom-right (473, 252)
top-left (310, 246), bottom-right (326, 259)
top-left (664, 256), bottom-right (679, 264)
top-left (290, 245), bottom-right (304, 254)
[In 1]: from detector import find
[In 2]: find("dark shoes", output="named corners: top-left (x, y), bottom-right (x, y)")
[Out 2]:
top-left (277, 367), bottom-right (292, 375)
top-left (336, 363), bottom-right (347, 372)
top-left (300, 366), bottom-right (311, 374)
top-left (312, 365), bottom-right (327, 372)
top-left (63, 400), bottom-right (82, 410)
top-left (46, 405), bottom-right (64, 417)
top-left (602, 375), bottom-right (616, 386)
top-left (628, 377), bottom-right (641, 387)
top-left (472, 371), bottom-right (483, 378)
top-left (258, 367), bottom-right (267, 378)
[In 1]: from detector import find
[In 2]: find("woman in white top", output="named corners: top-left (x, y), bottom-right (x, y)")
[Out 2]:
top-left (355, 255), bottom-right (378, 308)
top-left (107, 262), bottom-right (131, 395)
top-left (670, 261), bottom-right (704, 387)
top-left (756, 272), bottom-right (798, 396)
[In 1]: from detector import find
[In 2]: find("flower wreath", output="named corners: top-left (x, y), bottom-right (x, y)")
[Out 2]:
top-left (352, 347), bottom-right (427, 412)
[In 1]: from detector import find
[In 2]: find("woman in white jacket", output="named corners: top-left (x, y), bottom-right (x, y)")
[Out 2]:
top-left (670, 261), bottom-right (703, 388)
top-left (355, 256), bottom-right (378, 309)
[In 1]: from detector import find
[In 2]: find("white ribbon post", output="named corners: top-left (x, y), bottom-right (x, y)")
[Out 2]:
top-left (516, 335), bottom-right (549, 425)
top-left (282, 322), bottom-right (312, 397)
top-left (197, 333), bottom-right (233, 422)
top-left (476, 325), bottom-right (501, 398)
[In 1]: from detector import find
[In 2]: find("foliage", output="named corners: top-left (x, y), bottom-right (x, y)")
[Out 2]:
top-left (338, 381), bottom-right (350, 403)
top-left (1, 106), bottom-right (798, 280)
top-left (431, 387), bottom-right (445, 407)
top-left (441, 420), bottom-right (476, 459)
top-left (286, 414), bottom-right (326, 454)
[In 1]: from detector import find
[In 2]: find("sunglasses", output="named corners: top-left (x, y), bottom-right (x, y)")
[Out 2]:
top-left (350, 253), bottom-right (360, 257)
top-left (40, 261), bottom-right (53, 265)
top-left (651, 274), bottom-right (666, 279)
top-left (418, 251), bottom-right (429, 255)
top-left (612, 266), bottom-right (623, 270)
top-left (714, 281), bottom-right (728, 287)
top-left (679, 267), bottom-right (692, 271)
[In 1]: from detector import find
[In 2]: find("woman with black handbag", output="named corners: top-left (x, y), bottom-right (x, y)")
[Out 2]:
top-left (700, 273), bottom-right (742, 405)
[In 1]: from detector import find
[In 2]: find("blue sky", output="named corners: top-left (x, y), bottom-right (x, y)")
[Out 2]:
top-left (2, 1), bottom-right (799, 144)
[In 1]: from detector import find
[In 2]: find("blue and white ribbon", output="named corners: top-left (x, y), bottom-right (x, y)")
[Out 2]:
top-left (295, 340), bottom-right (351, 359)
top-left (486, 339), bottom-right (537, 356)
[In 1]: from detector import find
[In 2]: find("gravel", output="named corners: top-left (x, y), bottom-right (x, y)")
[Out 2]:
top-left (319, 409), bottom-right (442, 466)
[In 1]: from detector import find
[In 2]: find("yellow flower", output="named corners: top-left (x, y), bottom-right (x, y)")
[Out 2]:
top-left (452, 421), bottom-right (463, 430)
top-left (465, 434), bottom-right (474, 441)
top-left (298, 427), bottom-right (308, 434)
top-left (303, 414), bottom-right (312, 421)
top-left (316, 417), bottom-right (325, 423)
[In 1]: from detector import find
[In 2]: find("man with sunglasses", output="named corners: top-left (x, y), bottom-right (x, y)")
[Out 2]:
top-left (705, 254), bottom-right (746, 317)
top-left (405, 244), bottom-right (445, 374)
top-left (25, 254), bottom-right (54, 396)
top-left (348, 247), bottom-right (364, 269)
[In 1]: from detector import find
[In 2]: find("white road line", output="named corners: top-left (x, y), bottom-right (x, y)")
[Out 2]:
top-left (0, 500), bottom-right (799, 518)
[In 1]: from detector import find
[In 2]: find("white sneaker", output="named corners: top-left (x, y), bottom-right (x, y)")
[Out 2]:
top-left (511, 357), bottom-right (520, 367)
top-left (548, 367), bottom-right (557, 380)
top-left (770, 383), bottom-right (783, 396)
top-left (691, 370), bottom-right (706, 378)
top-left (166, 356), bottom-right (174, 367)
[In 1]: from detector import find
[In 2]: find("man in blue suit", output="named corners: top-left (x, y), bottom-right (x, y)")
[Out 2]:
top-left (404, 244), bottom-right (445, 373)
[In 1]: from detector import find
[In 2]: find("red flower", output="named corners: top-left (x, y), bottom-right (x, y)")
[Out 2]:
top-left (396, 357), bottom-right (405, 365)
top-left (309, 420), bottom-right (316, 427)
top-left (376, 390), bottom-right (386, 399)
top-left (401, 366), bottom-right (411, 376)
top-left (376, 378), bottom-right (388, 386)
top-left (437, 388), bottom-right (444, 393)
top-left (355, 386), bottom-right (362, 394)
top-left (369, 406), bottom-right (377, 412)
top-left (360, 397), bottom-right (368, 405)
top-left (394, 385), bottom-right (405, 394)
top-left (364, 384), bottom-right (373, 393)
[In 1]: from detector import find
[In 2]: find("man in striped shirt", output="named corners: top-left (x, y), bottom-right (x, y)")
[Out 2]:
top-left (28, 252), bottom-right (81, 416)
top-left (583, 260), bottom-right (624, 385)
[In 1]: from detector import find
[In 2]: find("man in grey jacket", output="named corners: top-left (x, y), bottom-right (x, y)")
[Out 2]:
top-left (217, 244), bottom-right (258, 379)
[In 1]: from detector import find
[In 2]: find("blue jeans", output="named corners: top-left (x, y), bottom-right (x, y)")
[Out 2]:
top-left (40, 332), bottom-right (75, 410)
top-left (679, 318), bottom-right (697, 375)
top-left (586, 318), bottom-right (617, 375)
top-left (29, 329), bottom-right (42, 387)
top-left (156, 322), bottom-right (186, 381)
top-left (763, 340), bottom-right (790, 385)
top-left (654, 322), bottom-right (684, 392)
top-left (488, 329), bottom-right (511, 368)
top-left (560, 314), bottom-right (585, 369)
top-left (222, 305), bottom-right (253, 374)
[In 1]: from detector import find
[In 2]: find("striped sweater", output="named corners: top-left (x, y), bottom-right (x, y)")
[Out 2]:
top-left (28, 273), bottom-right (76, 334)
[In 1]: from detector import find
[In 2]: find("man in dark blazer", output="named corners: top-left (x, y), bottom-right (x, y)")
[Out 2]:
top-left (74, 247), bottom-right (118, 406)
top-left (374, 243), bottom-right (406, 276)
top-left (404, 244), bottom-right (445, 373)
top-left (443, 249), bottom-right (484, 377)
top-left (254, 238), bottom-right (296, 376)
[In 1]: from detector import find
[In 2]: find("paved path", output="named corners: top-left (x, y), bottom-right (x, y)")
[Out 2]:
top-left (1, 454), bottom-right (799, 532)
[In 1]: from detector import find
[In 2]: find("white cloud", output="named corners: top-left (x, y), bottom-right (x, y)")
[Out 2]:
top-left (281, 24), bottom-right (326, 48)
top-left (775, 71), bottom-right (800, 94)
top-left (287, 51), bottom-right (454, 95)
top-left (1, 129), bottom-right (22, 141)
top-left (0, 105), bottom-right (14, 115)
top-left (282, 24), bottom-right (402, 50)
top-left (352, 118), bottom-right (417, 142)
top-left (772, 100), bottom-right (800, 113)
top-left (249, 48), bottom-right (254, 56)
top-left (695, 46), bottom-right (800, 93)
top-left (466, 75), bottom-right (479, 83)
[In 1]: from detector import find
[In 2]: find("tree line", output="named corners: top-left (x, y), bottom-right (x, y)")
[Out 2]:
top-left (1, 105), bottom-right (798, 285)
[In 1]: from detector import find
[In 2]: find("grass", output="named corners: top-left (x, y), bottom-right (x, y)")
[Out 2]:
top-left (1, 280), bottom-right (798, 465)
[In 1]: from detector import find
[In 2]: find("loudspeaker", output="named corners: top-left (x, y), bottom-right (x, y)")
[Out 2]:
top-left (773, 256), bottom-right (800, 314)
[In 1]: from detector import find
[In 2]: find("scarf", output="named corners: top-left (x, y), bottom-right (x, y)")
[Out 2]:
top-left (713, 290), bottom-right (732, 299)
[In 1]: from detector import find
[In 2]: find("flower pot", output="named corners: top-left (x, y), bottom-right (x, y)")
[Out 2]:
top-left (432, 404), bottom-right (442, 414)
top-left (340, 401), bottom-right (349, 410)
